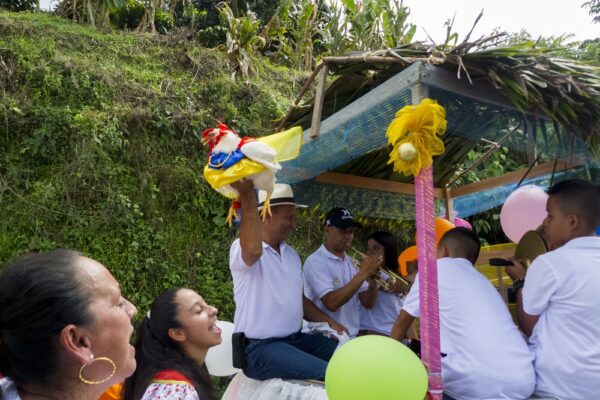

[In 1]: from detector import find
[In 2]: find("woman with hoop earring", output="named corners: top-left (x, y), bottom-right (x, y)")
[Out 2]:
top-left (0, 249), bottom-right (137, 400)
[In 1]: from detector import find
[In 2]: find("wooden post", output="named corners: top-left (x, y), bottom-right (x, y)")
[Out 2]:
top-left (310, 65), bottom-right (329, 139)
top-left (444, 187), bottom-right (454, 220)
top-left (526, 119), bottom-right (537, 165)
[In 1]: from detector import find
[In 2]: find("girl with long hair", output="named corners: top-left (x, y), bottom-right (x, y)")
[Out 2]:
top-left (122, 288), bottom-right (222, 400)
top-left (358, 232), bottom-right (414, 337)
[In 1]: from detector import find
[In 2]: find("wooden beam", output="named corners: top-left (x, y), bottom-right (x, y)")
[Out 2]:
top-left (310, 65), bottom-right (329, 139)
top-left (315, 172), bottom-right (445, 199)
top-left (420, 63), bottom-right (518, 111)
top-left (276, 63), bottom-right (325, 131)
top-left (450, 157), bottom-right (586, 198)
top-left (322, 55), bottom-right (412, 65)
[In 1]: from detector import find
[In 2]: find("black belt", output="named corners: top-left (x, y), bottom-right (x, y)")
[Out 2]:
top-left (246, 330), bottom-right (302, 344)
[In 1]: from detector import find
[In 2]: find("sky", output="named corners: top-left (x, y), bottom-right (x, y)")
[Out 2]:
top-left (405, 0), bottom-right (598, 43)
top-left (38, 0), bottom-right (599, 42)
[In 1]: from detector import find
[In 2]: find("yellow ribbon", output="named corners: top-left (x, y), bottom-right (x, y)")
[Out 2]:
top-left (386, 99), bottom-right (447, 176)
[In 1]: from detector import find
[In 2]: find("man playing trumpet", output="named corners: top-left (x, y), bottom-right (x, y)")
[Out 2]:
top-left (303, 207), bottom-right (381, 338)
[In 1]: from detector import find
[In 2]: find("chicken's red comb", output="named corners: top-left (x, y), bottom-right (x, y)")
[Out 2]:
top-left (201, 127), bottom-right (215, 138)
top-left (218, 121), bottom-right (236, 134)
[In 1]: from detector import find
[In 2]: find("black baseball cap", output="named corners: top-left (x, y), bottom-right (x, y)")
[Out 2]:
top-left (325, 207), bottom-right (362, 229)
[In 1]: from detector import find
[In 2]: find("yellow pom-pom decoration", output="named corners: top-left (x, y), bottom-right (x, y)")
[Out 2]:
top-left (398, 142), bottom-right (417, 161)
top-left (386, 99), bottom-right (447, 176)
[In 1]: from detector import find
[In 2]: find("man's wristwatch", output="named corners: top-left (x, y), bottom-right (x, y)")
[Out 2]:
top-left (512, 278), bottom-right (525, 291)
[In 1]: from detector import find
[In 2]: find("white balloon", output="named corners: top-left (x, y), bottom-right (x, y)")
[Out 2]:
top-left (205, 320), bottom-right (240, 377)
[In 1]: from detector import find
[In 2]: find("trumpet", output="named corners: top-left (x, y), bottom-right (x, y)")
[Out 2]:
top-left (349, 248), bottom-right (411, 294)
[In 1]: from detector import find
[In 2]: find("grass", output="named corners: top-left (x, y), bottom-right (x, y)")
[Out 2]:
top-left (0, 10), bottom-right (310, 316)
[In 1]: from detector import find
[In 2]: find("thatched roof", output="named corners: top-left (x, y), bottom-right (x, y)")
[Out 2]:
top-left (278, 34), bottom-right (600, 218)
top-left (279, 34), bottom-right (600, 189)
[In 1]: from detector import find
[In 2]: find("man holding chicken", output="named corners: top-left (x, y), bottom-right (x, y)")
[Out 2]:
top-left (229, 179), bottom-right (345, 381)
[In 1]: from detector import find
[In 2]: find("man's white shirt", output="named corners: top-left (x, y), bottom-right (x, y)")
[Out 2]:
top-left (303, 245), bottom-right (367, 337)
top-left (229, 239), bottom-right (304, 339)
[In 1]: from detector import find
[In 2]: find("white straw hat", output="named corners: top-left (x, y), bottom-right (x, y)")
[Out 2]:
top-left (257, 183), bottom-right (307, 210)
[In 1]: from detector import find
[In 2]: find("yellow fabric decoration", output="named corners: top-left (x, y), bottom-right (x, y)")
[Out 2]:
top-left (260, 126), bottom-right (303, 162)
top-left (386, 99), bottom-right (447, 176)
top-left (204, 158), bottom-right (264, 198)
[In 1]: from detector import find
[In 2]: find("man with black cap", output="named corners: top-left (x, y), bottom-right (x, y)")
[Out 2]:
top-left (303, 207), bottom-right (381, 338)
top-left (228, 180), bottom-right (346, 381)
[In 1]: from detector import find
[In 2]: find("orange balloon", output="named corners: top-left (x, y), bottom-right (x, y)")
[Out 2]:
top-left (402, 219), bottom-right (454, 276)
top-left (98, 383), bottom-right (123, 400)
top-left (398, 245), bottom-right (418, 276)
top-left (414, 218), bottom-right (455, 245)
top-left (434, 218), bottom-right (455, 244)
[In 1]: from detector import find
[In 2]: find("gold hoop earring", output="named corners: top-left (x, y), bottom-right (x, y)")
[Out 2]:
top-left (78, 356), bottom-right (116, 385)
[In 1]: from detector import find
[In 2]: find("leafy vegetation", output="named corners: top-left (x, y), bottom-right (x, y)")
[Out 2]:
top-left (0, 11), bottom-right (308, 321)
top-left (583, 0), bottom-right (600, 23)
top-left (216, 2), bottom-right (265, 80)
top-left (46, 0), bottom-right (419, 73)
top-left (0, 0), bottom-right (597, 393)
top-left (334, 0), bottom-right (415, 52)
top-left (0, 0), bottom-right (37, 11)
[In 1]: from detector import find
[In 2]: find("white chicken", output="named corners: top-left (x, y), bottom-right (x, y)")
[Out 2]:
top-left (202, 122), bottom-right (282, 224)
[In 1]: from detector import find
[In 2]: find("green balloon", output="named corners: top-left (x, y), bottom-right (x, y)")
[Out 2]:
top-left (325, 336), bottom-right (428, 400)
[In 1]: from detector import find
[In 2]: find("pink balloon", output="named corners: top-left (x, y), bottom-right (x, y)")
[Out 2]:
top-left (500, 185), bottom-right (548, 243)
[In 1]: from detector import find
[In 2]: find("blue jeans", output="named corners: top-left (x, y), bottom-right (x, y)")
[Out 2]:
top-left (243, 331), bottom-right (337, 380)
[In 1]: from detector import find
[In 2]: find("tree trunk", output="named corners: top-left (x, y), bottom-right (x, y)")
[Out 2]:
top-left (149, 0), bottom-right (157, 33)
top-left (86, 0), bottom-right (96, 27)
top-left (137, 0), bottom-right (157, 33)
top-left (230, 0), bottom-right (240, 17)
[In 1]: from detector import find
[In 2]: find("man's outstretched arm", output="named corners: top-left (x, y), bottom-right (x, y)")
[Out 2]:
top-left (231, 179), bottom-right (262, 267)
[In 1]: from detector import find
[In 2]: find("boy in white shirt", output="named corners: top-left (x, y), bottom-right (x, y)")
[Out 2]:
top-left (391, 227), bottom-right (535, 400)
top-left (506, 179), bottom-right (600, 399)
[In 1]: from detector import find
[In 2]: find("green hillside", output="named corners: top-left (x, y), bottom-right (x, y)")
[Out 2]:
top-left (0, 11), bottom-right (307, 318)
